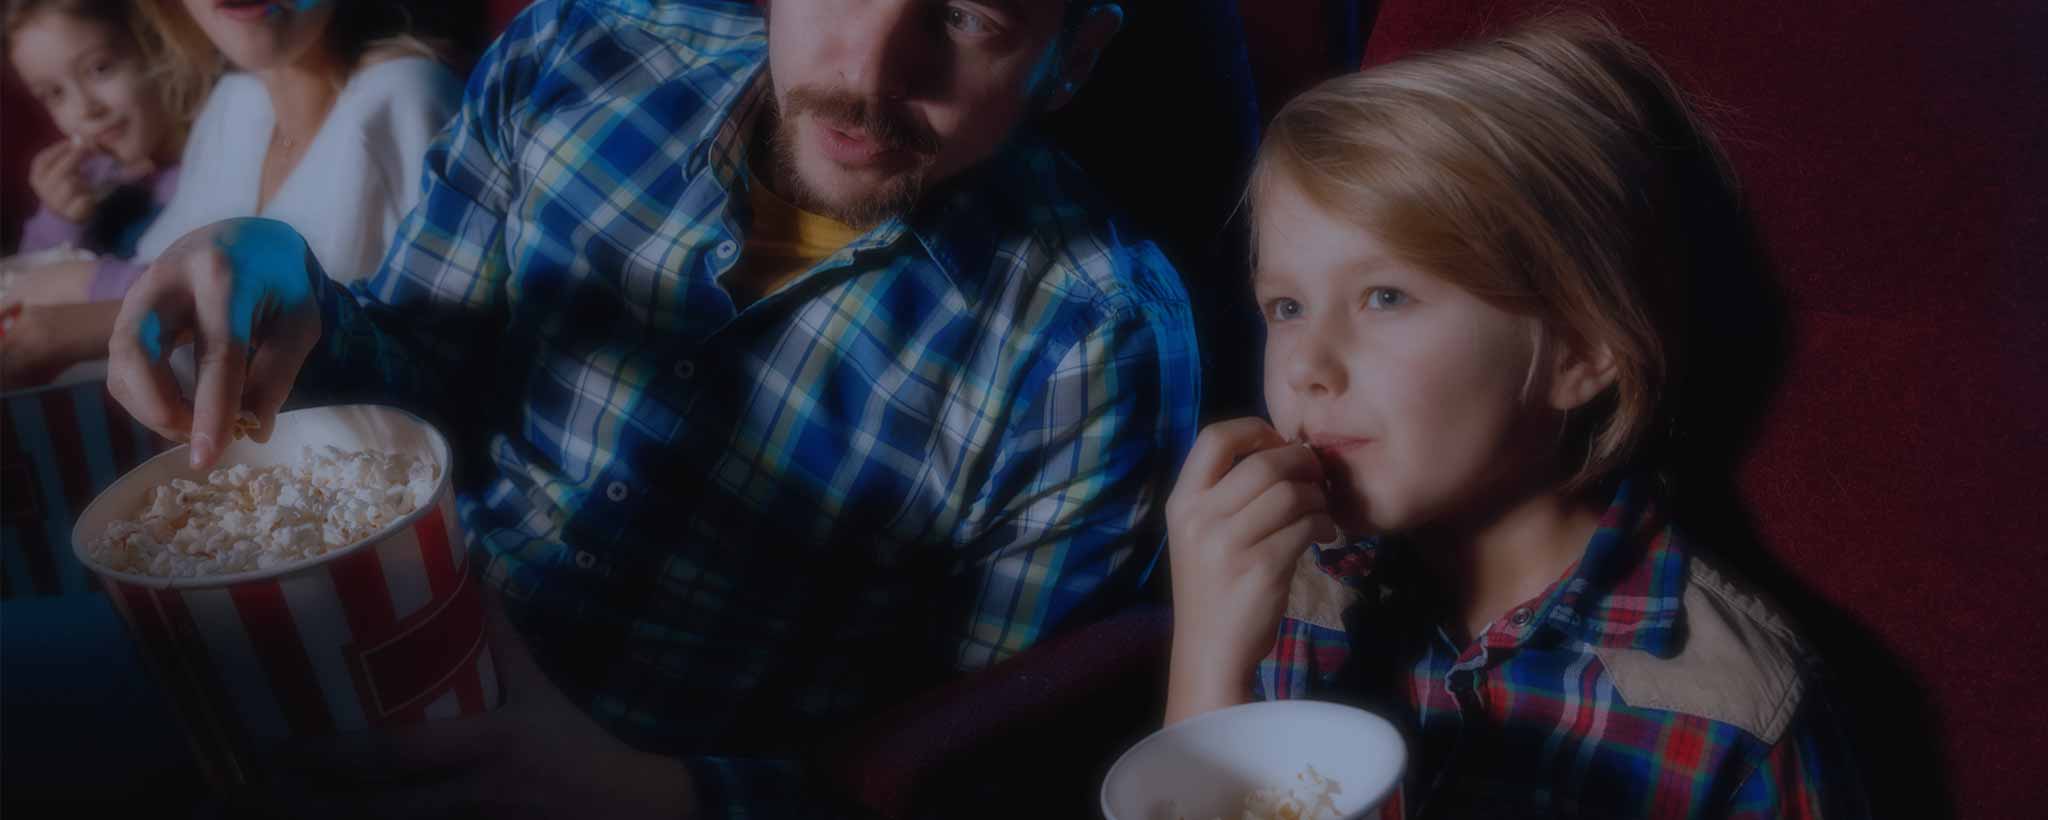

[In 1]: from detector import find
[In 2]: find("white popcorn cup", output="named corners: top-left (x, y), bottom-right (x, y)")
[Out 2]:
top-left (1100, 700), bottom-right (1407, 820)
top-left (70, 404), bottom-right (500, 790)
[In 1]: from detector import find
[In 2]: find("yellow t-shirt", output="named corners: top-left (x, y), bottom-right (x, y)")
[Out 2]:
top-left (723, 178), bottom-right (863, 307)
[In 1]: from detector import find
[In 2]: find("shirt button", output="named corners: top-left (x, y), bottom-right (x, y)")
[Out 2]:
top-left (715, 239), bottom-right (738, 258)
top-left (1509, 608), bottom-right (1533, 627)
top-left (674, 359), bottom-right (695, 380)
top-left (605, 481), bottom-right (629, 502)
top-left (574, 550), bottom-right (598, 570)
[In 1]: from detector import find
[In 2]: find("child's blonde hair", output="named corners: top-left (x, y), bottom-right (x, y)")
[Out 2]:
top-left (1252, 14), bottom-right (1737, 492)
top-left (3, 0), bottom-right (217, 135)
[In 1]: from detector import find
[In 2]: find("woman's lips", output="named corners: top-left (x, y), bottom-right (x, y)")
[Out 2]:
top-left (216, 1), bottom-right (278, 22)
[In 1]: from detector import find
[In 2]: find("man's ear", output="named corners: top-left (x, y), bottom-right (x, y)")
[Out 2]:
top-left (1548, 334), bottom-right (1620, 412)
top-left (1040, 4), bottom-right (1125, 113)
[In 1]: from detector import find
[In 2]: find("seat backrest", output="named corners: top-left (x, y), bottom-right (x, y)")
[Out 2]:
top-left (1362, 3), bottom-right (2048, 817)
top-left (1043, 0), bottom-right (1265, 419)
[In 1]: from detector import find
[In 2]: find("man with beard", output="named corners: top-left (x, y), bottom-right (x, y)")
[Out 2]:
top-left (104, 0), bottom-right (1198, 817)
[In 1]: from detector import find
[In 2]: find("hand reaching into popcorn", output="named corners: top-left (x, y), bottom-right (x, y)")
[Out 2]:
top-left (107, 218), bottom-right (323, 470)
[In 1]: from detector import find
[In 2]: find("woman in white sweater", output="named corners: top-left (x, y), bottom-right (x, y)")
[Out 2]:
top-left (129, 54), bottom-right (458, 288)
top-left (0, 0), bottom-right (458, 385)
top-left (124, 0), bottom-right (461, 288)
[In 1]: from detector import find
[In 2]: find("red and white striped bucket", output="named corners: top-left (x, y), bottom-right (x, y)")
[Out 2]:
top-left (69, 404), bottom-right (500, 789)
top-left (1, 371), bottom-right (169, 598)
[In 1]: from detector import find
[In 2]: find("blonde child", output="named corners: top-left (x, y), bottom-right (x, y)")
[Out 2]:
top-left (1, 0), bottom-right (210, 384)
top-left (1163, 17), bottom-right (1866, 818)
top-left (5, 0), bottom-right (207, 266)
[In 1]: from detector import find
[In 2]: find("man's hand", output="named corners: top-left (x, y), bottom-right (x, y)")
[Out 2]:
top-left (1162, 418), bottom-right (1338, 725)
top-left (224, 587), bottom-right (699, 820)
top-left (107, 218), bottom-right (323, 468)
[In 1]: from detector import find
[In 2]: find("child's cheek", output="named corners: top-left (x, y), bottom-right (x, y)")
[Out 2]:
top-left (1328, 467), bottom-right (1376, 538)
top-left (1260, 360), bottom-right (1298, 434)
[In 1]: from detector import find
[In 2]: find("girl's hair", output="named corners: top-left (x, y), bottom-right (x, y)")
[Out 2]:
top-left (136, 0), bottom-right (455, 86)
top-left (3, 0), bottom-right (217, 131)
top-left (1252, 13), bottom-right (1737, 492)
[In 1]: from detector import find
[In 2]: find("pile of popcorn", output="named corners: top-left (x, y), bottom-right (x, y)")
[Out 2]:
top-left (86, 446), bottom-right (439, 578)
top-left (1197, 766), bottom-right (1344, 820)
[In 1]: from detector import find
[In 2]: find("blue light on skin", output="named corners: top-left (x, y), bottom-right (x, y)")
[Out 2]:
top-left (266, 0), bottom-right (326, 20)
top-left (138, 218), bottom-right (314, 362)
top-left (137, 311), bottom-right (170, 363)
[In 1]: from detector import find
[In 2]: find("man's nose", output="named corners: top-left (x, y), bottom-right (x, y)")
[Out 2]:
top-left (837, 2), bottom-right (935, 100)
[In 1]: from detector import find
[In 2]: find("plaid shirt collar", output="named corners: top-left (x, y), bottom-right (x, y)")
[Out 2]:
top-left (699, 58), bottom-right (1030, 301)
top-left (1313, 477), bottom-right (1689, 657)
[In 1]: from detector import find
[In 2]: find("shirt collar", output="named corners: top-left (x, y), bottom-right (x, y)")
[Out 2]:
top-left (1519, 477), bottom-right (1687, 657)
top-left (1313, 476), bottom-right (1689, 658)
top-left (705, 60), bottom-right (770, 199)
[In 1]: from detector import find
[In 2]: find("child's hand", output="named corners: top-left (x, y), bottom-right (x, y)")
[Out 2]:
top-left (1163, 418), bottom-right (1338, 723)
top-left (28, 141), bottom-right (99, 223)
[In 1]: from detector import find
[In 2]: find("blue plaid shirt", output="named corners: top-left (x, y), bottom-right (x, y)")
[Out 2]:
top-left (295, 1), bottom-right (1200, 815)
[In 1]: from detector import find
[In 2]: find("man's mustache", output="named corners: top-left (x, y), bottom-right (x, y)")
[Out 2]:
top-left (783, 87), bottom-right (941, 156)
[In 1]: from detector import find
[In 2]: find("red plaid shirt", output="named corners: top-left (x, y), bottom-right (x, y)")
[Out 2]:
top-left (1255, 480), bottom-right (1868, 819)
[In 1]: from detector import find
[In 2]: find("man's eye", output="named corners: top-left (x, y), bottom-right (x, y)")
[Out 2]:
top-left (943, 6), bottom-right (994, 36)
top-left (1366, 288), bottom-right (1409, 311)
top-left (1263, 297), bottom-right (1304, 323)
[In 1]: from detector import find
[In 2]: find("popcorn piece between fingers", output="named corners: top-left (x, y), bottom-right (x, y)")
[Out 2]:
top-left (230, 410), bottom-right (261, 441)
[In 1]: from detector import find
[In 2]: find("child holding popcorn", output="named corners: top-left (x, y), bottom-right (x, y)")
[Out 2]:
top-left (1162, 17), bottom-right (1868, 818)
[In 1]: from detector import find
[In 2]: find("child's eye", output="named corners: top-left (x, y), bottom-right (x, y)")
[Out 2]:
top-left (1365, 288), bottom-right (1410, 311)
top-left (942, 5), bottom-right (996, 37)
top-left (92, 60), bottom-right (114, 75)
top-left (1262, 297), bottom-right (1305, 323)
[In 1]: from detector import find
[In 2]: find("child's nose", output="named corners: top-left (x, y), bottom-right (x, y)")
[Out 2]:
top-left (76, 88), bottom-right (110, 118)
top-left (1286, 338), bottom-right (1348, 399)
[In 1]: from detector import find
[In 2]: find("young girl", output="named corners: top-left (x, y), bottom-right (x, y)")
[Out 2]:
top-left (4, 0), bottom-right (208, 271)
top-left (1, 0), bottom-right (459, 387)
top-left (1163, 17), bottom-right (1866, 818)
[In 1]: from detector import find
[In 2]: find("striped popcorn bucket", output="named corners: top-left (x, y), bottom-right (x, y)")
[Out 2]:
top-left (1, 372), bottom-right (169, 598)
top-left (68, 404), bottom-right (500, 790)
